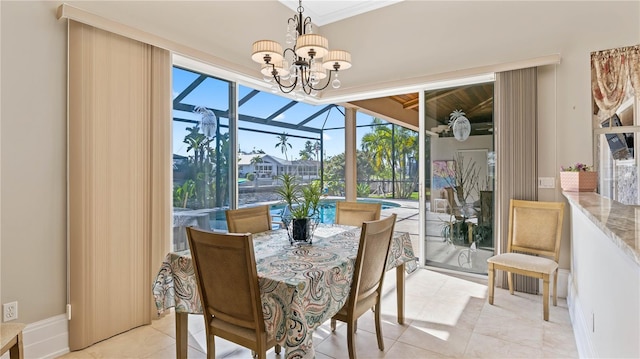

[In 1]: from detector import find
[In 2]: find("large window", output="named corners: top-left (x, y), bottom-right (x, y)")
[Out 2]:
top-left (356, 114), bottom-right (418, 200)
top-left (171, 65), bottom-right (422, 252)
top-left (172, 67), bottom-right (232, 250)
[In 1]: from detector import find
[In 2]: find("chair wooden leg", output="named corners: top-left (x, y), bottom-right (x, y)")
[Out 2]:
top-left (275, 344), bottom-right (281, 354)
top-left (347, 321), bottom-right (357, 359)
top-left (488, 264), bottom-right (495, 305)
top-left (487, 263), bottom-right (496, 305)
top-left (542, 274), bottom-right (550, 321)
top-left (176, 312), bottom-right (189, 359)
top-left (207, 333), bottom-right (215, 359)
top-left (507, 272), bottom-right (514, 295)
top-left (374, 302), bottom-right (384, 351)
top-left (553, 269), bottom-right (558, 307)
top-left (396, 264), bottom-right (405, 324)
top-left (331, 318), bottom-right (336, 331)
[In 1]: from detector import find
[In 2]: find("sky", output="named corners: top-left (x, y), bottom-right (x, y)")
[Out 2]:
top-left (172, 66), bottom-right (380, 160)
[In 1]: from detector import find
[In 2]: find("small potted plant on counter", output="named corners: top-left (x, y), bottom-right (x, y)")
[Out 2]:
top-left (560, 162), bottom-right (597, 192)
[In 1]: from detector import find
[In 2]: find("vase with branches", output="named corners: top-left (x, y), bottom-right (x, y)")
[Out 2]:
top-left (434, 153), bottom-right (483, 246)
top-left (435, 153), bottom-right (480, 209)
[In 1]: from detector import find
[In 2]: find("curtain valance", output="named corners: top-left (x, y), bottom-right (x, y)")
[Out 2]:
top-left (591, 44), bottom-right (640, 121)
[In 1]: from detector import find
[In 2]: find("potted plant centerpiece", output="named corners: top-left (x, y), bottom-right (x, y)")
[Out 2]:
top-left (560, 162), bottom-right (597, 192)
top-left (275, 174), bottom-right (322, 244)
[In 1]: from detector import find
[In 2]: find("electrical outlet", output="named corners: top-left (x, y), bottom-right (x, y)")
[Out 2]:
top-left (3, 301), bottom-right (18, 322)
top-left (538, 177), bottom-right (556, 189)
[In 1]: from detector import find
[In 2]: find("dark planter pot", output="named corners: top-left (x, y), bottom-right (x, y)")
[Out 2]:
top-left (292, 218), bottom-right (310, 242)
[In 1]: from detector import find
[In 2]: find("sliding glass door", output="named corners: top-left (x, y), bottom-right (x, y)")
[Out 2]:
top-left (422, 82), bottom-right (495, 274)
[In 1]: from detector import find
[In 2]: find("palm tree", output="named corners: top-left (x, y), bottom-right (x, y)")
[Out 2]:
top-left (304, 141), bottom-right (314, 157)
top-left (298, 141), bottom-right (315, 160)
top-left (361, 119), bottom-right (393, 177)
top-left (250, 155), bottom-right (263, 176)
top-left (391, 126), bottom-right (419, 198)
top-left (360, 118), bottom-right (418, 198)
top-left (275, 132), bottom-right (292, 161)
top-left (250, 155), bottom-right (263, 166)
top-left (313, 141), bottom-right (320, 160)
top-left (299, 150), bottom-right (311, 160)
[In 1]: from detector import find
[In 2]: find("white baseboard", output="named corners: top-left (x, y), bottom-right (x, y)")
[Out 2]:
top-left (5, 314), bottom-right (70, 359)
top-left (567, 275), bottom-right (596, 358)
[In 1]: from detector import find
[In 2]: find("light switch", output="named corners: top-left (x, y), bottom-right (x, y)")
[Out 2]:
top-left (538, 177), bottom-right (555, 189)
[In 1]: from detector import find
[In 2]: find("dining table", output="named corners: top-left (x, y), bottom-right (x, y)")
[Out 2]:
top-left (153, 223), bottom-right (417, 359)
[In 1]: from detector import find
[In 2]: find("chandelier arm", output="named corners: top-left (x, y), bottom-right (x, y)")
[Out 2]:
top-left (299, 68), bottom-right (312, 95)
top-left (283, 47), bottom-right (297, 59)
top-left (271, 72), bottom-right (298, 94)
top-left (307, 70), bottom-right (337, 91)
top-left (302, 16), bottom-right (312, 35)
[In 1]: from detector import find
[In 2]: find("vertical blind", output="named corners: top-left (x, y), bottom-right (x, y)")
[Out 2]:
top-left (494, 67), bottom-right (539, 293)
top-left (68, 20), bottom-right (171, 350)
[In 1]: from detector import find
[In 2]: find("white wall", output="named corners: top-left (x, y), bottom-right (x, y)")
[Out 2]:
top-left (432, 135), bottom-right (493, 163)
top-left (1, 0), bottom-right (638, 332)
top-left (568, 203), bottom-right (640, 358)
top-left (1, 1), bottom-right (67, 324)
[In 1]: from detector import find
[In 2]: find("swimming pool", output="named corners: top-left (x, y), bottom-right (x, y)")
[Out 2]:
top-left (269, 199), bottom-right (400, 225)
top-left (208, 199), bottom-right (400, 230)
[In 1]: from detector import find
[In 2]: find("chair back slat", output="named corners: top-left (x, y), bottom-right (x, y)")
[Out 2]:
top-left (186, 228), bottom-right (264, 332)
top-left (335, 201), bottom-right (382, 227)
top-left (226, 205), bottom-right (272, 234)
top-left (351, 214), bottom-right (396, 303)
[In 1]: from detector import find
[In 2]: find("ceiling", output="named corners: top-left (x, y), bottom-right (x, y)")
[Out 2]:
top-left (383, 83), bottom-right (494, 136)
top-left (278, 0), bottom-right (403, 26)
top-left (270, 1), bottom-right (494, 133)
top-left (63, 0), bottom-right (525, 133)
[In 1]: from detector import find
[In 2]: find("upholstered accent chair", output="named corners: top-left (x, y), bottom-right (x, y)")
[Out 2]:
top-left (331, 214), bottom-right (397, 359)
top-left (486, 199), bottom-right (565, 321)
top-left (335, 201), bottom-right (382, 227)
top-left (186, 227), bottom-right (280, 358)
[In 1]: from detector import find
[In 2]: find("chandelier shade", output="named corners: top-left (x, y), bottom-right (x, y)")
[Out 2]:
top-left (295, 34), bottom-right (329, 59)
top-left (322, 50), bottom-right (352, 70)
top-left (250, 0), bottom-right (352, 97)
top-left (251, 40), bottom-right (283, 64)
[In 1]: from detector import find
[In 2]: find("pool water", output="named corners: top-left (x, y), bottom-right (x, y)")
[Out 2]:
top-left (270, 199), bottom-right (399, 225)
top-left (210, 199), bottom-right (400, 230)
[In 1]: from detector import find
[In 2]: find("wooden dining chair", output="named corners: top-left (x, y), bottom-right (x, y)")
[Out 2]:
top-left (335, 201), bottom-right (382, 227)
top-left (225, 205), bottom-right (272, 234)
top-left (185, 227), bottom-right (280, 359)
top-left (486, 199), bottom-right (565, 321)
top-left (331, 213), bottom-right (397, 359)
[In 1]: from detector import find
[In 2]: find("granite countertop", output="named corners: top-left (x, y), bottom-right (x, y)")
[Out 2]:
top-left (563, 192), bottom-right (640, 266)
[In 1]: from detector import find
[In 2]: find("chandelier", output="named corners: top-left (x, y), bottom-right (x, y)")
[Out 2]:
top-left (250, 0), bottom-right (352, 98)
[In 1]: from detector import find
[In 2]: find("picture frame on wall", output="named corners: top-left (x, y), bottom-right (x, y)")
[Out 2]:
top-left (431, 160), bottom-right (455, 211)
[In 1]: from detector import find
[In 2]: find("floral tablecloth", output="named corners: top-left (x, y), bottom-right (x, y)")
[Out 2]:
top-left (153, 224), bottom-right (417, 359)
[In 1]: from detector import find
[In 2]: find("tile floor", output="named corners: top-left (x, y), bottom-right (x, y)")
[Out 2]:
top-left (57, 268), bottom-right (578, 358)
